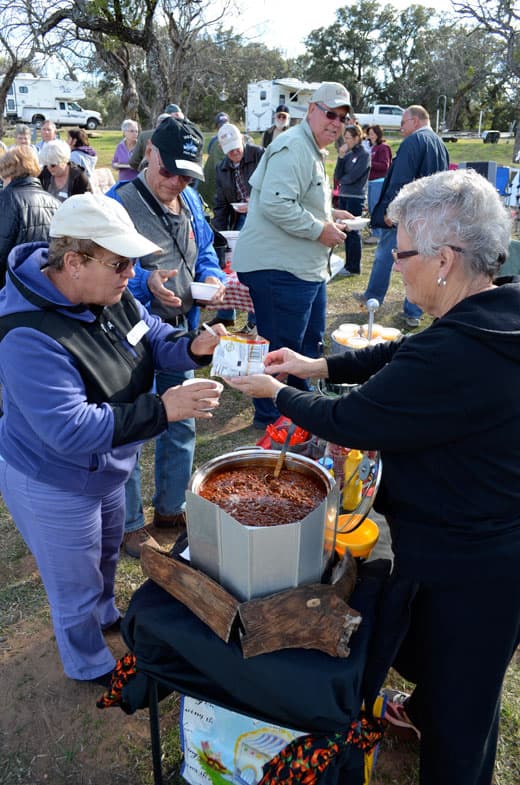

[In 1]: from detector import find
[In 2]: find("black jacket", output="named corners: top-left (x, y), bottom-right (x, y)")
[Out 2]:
top-left (274, 282), bottom-right (520, 581)
top-left (213, 144), bottom-right (264, 230)
top-left (0, 176), bottom-right (60, 287)
top-left (39, 162), bottom-right (92, 201)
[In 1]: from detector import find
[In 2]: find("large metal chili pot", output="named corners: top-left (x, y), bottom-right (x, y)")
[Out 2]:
top-left (185, 449), bottom-right (339, 601)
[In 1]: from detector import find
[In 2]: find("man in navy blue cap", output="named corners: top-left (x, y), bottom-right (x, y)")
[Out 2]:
top-left (262, 103), bottom-right (291, 148)
top-left (107, 116), bottom-right (226, 555)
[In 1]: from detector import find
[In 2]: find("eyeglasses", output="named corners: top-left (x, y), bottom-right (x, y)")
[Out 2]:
top-left (83, 253), bottom-right (135, 275)
top-left (392, 245), bottom-right (465, 262)
top-left (315, 103), bottom-right (348, 123)
top-left (153, 147), bottom-right (192, 182)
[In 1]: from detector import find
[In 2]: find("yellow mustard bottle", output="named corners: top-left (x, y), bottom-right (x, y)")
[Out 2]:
top-left (342, 449), bottom-right (363, 512)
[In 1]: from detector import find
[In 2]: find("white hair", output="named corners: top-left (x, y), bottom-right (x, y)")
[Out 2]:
top-left (387, 168), bottom-right (512, 278)
top-left (39, 139), bottom-right (71, 167)
top-left (121, 118), bottom-right (139, 132)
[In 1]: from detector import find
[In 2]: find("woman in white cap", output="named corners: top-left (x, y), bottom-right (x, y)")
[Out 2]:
top-left (0, 193), bottom-right (224, 687)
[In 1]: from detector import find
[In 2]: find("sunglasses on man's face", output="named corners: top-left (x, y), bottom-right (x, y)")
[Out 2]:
top-left (158, 166), bottom-right (192, 183)
top-left (154, 148), bottom-right (192, 183)
top-left (315, 103), bottom-right (348, 123)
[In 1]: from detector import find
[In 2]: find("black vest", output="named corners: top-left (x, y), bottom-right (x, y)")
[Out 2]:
top-left (0, 290), bottom-right (155, 404)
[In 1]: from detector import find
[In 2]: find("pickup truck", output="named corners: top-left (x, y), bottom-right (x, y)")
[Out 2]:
top-left (19, 100), bottom-right (103, 130)
top-left (353, 104), bottom-right (404, 129)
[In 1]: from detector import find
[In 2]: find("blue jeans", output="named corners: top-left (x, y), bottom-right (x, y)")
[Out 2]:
top-left (238, 269), bottom-right (326, 424)
top-left (339, 195), bottom-right (363, 273)
top-left (364, 226), bottom-right (422, 319)
top-left (124, 367), bottom-right (195, 530)
top-left (368, 179), bottom-right (384, 239)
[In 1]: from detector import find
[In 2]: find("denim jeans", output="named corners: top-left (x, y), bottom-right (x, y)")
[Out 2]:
top-left (339, 195), bottom-right (363, 273)
top-left (364, 226), bottom-right (422, 319)
top-left (238, 269), bottom-right (326, 424)
top-left (367, 179), bottom-right (384, 239)
top-left (124, 367), bottom-right (195, 530)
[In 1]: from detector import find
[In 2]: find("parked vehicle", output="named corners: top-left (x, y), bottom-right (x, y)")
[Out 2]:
top-left (246, 78), bottom-right (321, 132)
top-left (353, 105), bottom-right (405, 129)
top-left (2, 74), bottom-right (102, 130)
top-left (245, 82), bottom-right (401, 134)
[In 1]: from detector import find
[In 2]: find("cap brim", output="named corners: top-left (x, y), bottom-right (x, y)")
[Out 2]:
top-left (95, 231), bottom-right (163, 259)
top-left (162, 157), bottom-right (204, 181)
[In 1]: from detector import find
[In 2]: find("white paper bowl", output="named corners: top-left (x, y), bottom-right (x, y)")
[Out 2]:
top-left (342, 217), bottom-right (370, 230)
top-left (190, 282), bottom-right (219, 301)
top-left (182, 379), bottom-right (224, 393)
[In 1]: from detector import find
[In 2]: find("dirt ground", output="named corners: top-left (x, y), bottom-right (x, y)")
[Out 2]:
top-left (0, 530), bottom-right (183, 785)
top-left (0, 566), bottom-right (420, 785)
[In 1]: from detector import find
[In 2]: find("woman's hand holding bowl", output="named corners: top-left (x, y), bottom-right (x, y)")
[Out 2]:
top-left (161, 380), bottom-right (223, 421)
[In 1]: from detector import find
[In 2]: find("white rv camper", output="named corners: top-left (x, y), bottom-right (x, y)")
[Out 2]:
top-left (3, 74), bottom-right (102, 129)
top-left (246, 78), bottom-right (321, 132)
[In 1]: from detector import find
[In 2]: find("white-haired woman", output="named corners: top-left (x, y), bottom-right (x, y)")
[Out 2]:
top-left (112, 118), bottom-right (139, 182)
top-left (39, 139), bottom-right (92, 201)
top-left (225, 168), bottom-right (520, 785)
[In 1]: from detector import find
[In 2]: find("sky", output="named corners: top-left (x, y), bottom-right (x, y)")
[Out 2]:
top-left (235, 0), bottom-right (456, 58)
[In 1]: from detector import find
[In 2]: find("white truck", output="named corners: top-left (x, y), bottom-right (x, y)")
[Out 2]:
top-left (3, 74), bottom-right (102, 129)
top-left (353, 104), bottom-right (405, 129)
top-left (246, 78), bottom-right (321, 132)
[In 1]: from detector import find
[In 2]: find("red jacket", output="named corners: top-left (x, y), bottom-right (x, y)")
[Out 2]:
top-left (369, 142), bottom-right (392, 180)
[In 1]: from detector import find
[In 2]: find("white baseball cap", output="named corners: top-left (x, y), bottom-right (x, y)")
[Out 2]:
top-left (218, 123), bottom-right (244, 155)
top-left (50, 193), bottom-right (162, 258)
top-left (310, 82), bottom-right (351, 109)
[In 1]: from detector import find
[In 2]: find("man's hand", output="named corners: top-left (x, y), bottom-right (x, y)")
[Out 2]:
top-left (318, 221), bottom-right (346, 248)
top-left (204, 275), bottom-right (226, 305)
top-left (147, 269), bottom-right (182, 308)
top-left (332, 208), bottom-right (355, 221)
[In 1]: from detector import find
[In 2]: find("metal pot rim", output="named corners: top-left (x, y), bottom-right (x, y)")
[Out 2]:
top-left (189, 448), bottom-right (335, 494)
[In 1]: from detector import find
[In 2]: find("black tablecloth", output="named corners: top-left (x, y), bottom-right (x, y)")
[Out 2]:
top-left (120, 558), bottom-right (390, 729)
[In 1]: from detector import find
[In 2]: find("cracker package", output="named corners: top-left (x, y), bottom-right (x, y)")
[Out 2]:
top-left (211, 334), bottom-right (269, 377)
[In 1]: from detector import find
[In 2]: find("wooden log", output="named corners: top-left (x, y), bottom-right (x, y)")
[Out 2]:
top-left (141, 544), bottom-right (361, 658)
top-left (141, 543), bottom-right (240, 642)
top-left (238, 584), bottom-right (362, 658)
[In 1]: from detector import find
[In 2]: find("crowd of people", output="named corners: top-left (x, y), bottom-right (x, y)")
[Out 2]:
top-left (0, 86), bottom-right (518, 785)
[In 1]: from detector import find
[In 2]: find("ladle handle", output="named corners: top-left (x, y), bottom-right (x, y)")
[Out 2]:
top-left (273, 423), bottom-right (296, 479)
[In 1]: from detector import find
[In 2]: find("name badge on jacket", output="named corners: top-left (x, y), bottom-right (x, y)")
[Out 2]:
top-left (127, 320), bottom-right (150, 346)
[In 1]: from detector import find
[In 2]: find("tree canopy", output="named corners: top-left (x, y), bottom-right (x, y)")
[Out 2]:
top-left (0, 0), bottom-right (518, 146)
